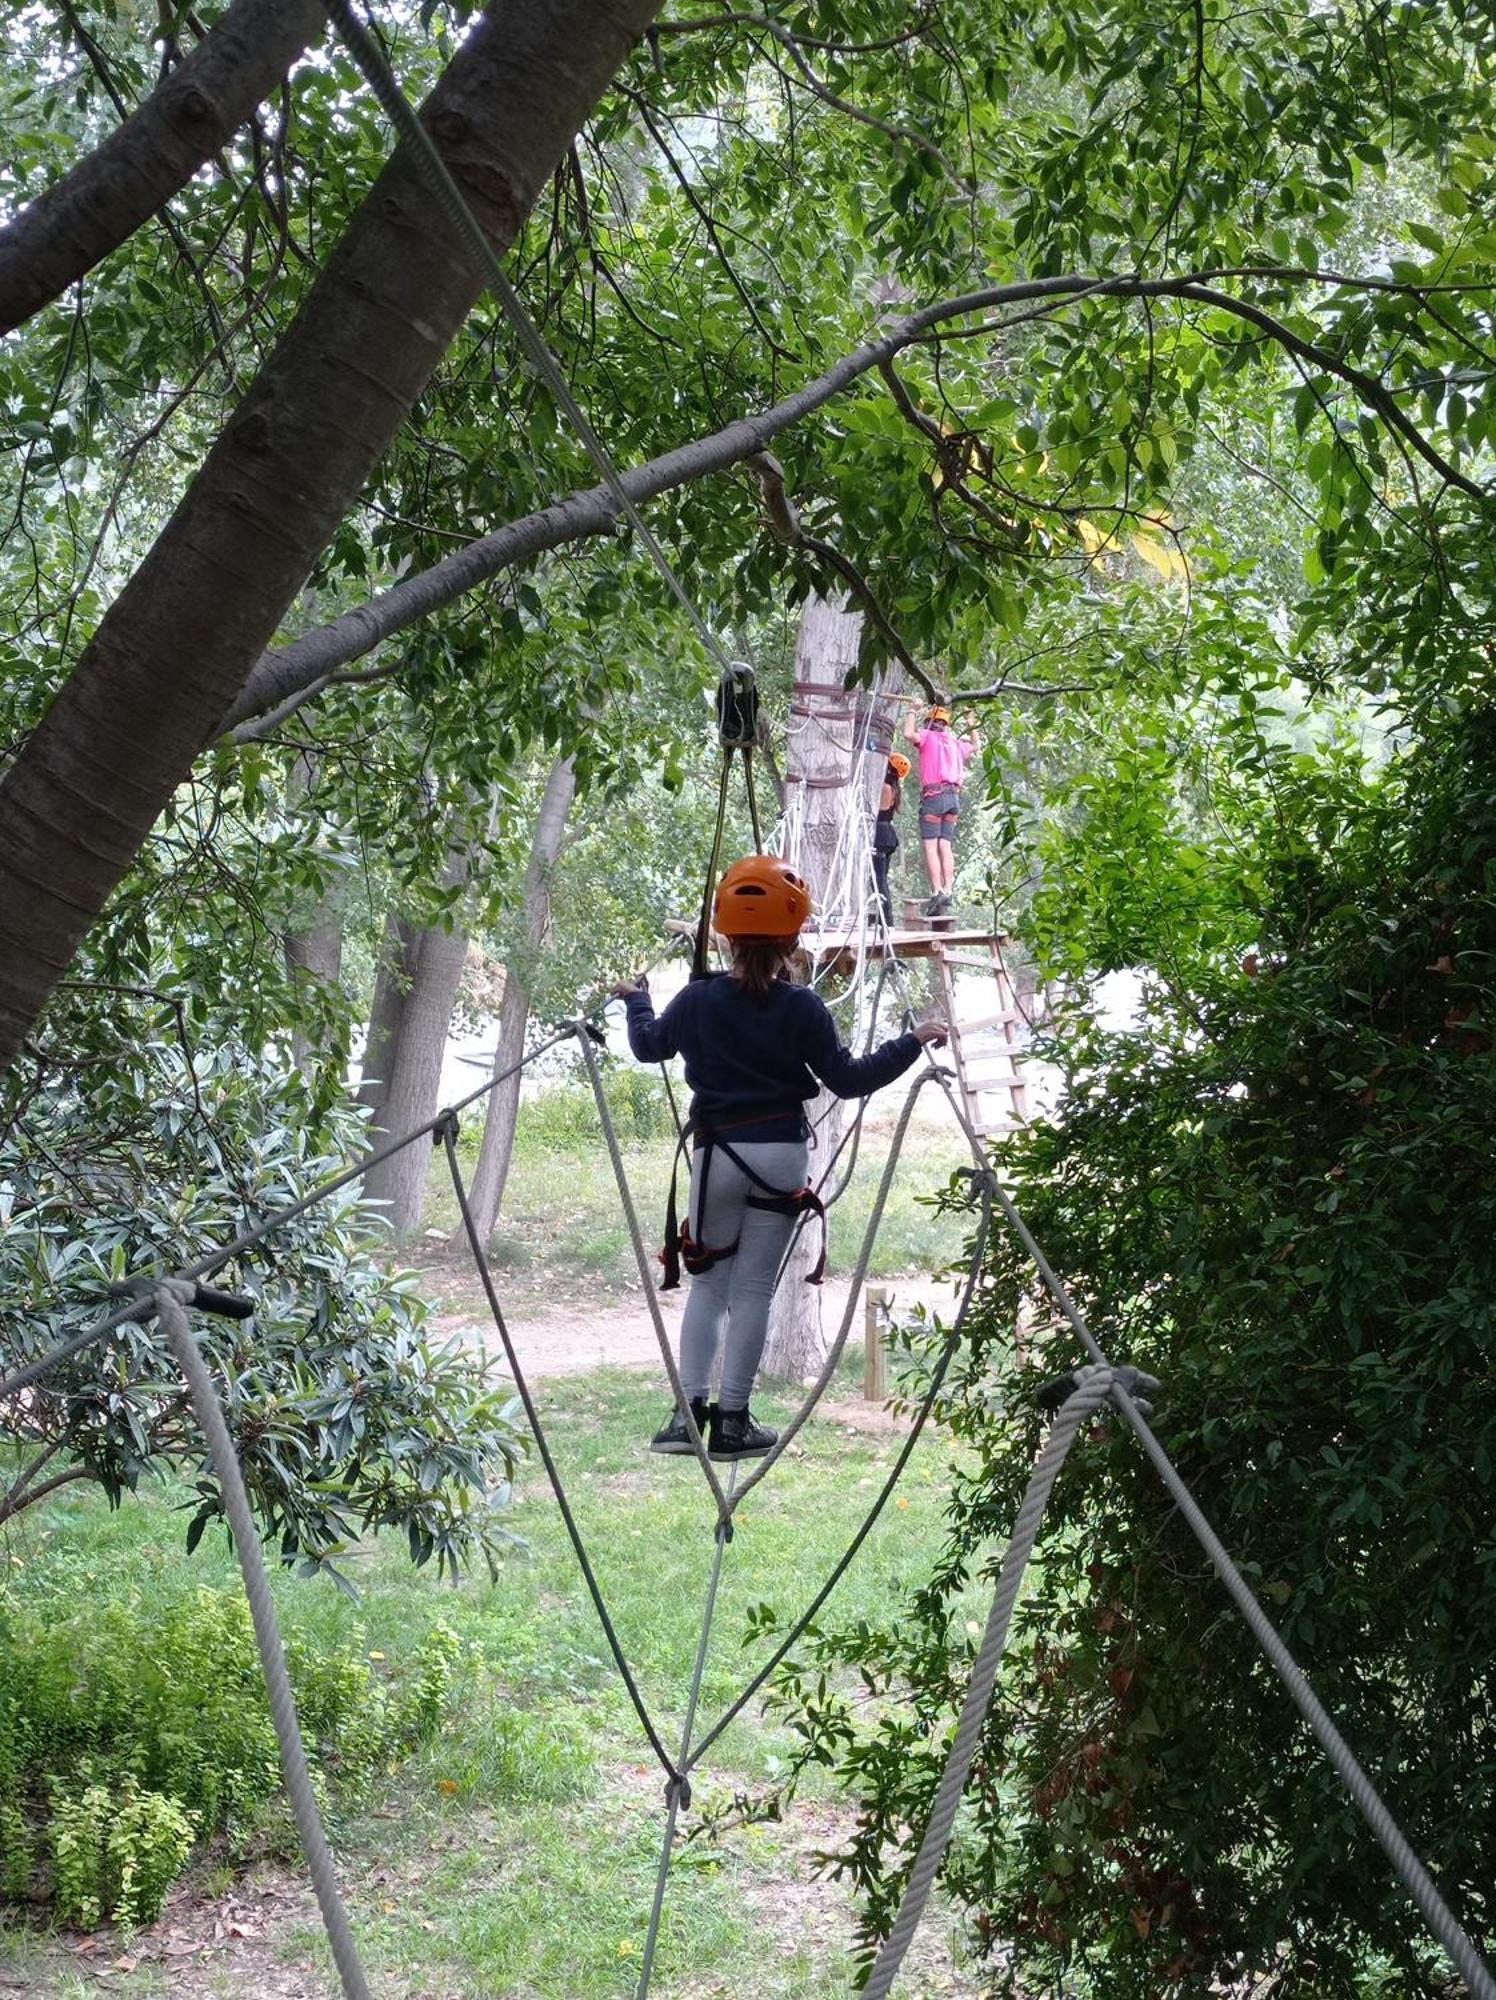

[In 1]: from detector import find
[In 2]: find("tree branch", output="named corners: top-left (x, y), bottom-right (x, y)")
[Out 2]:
top-left (219, 266), bottom-right (1487, 733)
top-left (2, 0), bottom-right (326, 336)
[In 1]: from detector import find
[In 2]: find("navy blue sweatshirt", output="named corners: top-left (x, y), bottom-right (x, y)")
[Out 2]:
top-left (624, 974), bottom-right (922, 1141)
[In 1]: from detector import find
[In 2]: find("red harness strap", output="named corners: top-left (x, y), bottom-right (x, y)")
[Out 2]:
top-left (661, 1116), bottom-right (827, 1290)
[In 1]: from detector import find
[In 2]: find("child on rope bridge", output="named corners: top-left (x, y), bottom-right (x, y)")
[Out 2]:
top-left (612, 856), bottom-right (946, 1462)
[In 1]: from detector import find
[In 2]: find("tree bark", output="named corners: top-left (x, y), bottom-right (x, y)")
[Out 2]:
top-left (0, 0), bottom-right (328, 336)
top-left (0, 0), bottom-right (663, 1077)
top-left (358, 910), bottom-right (421, 1120)
top-left (463, 755), bottom-right (577, 1245)
top-left (362, 848), bottom-right (473, 1238)
top-left (761, 596), bottom-right (865, 1385)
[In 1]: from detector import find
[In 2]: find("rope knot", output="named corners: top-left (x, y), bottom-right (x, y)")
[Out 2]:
top-left (431, 1108), bottom-right (460, 1147)
top-left (666, 1771), bottom-right (692, 1811)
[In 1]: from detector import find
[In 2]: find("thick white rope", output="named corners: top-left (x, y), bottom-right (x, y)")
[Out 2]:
top-left (154, 1284), bottom-right (374, 2000)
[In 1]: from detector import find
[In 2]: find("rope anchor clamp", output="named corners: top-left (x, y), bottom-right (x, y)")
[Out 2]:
top-left (1035, 1363), bottom-right (1161, 1420)
top-left (111, 1276), bottom-right (255, 1321)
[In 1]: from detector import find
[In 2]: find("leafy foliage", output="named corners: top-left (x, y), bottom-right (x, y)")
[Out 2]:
top-left (0, 1573), bottom-right (465, 1927)
top-left (765, 691), bottom-right (1496, 1991)
top-left (0, 1009), bottom-right (523, 1581)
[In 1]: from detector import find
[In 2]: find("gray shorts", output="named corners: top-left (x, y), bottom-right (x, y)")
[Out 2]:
top-left (918, 786), bottom-right (960, 840)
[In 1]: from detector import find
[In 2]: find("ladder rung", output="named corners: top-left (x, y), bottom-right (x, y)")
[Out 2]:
top-left (951, 1010), bottom-right (1022, 1034)
top-left (933, 949), bottom-right (1002, 969)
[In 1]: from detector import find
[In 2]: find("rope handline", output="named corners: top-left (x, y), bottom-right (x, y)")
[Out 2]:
top-left (635, 1457), bottom-right (742, 2000)
top-left (442, 1126), bottom-right (678, 1780)
top-left (154, 1285), bottom-right (374, 2000)
top-left (863, 1363), bottom-right (1118, 2000)
top-left (880, 948), bottom-right (1496, 2000)
top-left (0, 1024), bottom-right (576, 1403)
top-left (322, 0), bottom-right (740, 685)
top-left (686, 1170), bottom-right (994, 1773)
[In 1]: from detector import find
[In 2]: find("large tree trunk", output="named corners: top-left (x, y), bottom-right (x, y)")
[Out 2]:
top-left (0, 0), bottom-right (327, 335)
top-left (761, 596), bottom-right (865, 1384)
top-left (463, 756), bottom-right (577, 1245)
top-left (0, 0), bottom-right (663, 1076)
top-left (362, 847), bottom-right (472, 1238)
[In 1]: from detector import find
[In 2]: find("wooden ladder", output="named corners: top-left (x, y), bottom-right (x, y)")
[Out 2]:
top-left (932, 935), bottom-right (1030, 1138)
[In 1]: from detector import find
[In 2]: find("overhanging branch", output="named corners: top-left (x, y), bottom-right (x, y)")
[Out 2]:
top-left (220, 265), bottom-right (1489, 734)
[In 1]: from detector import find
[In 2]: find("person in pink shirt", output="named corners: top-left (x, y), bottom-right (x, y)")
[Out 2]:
top-left (902, 704), bottom-right (977, 916)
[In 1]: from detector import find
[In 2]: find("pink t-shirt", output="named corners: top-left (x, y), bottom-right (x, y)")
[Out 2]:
top-left (916, 728), bottom-right (973, 789)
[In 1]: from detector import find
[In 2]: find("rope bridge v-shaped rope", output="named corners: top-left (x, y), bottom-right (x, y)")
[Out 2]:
top-left (7, 1004), bottom-right (1492, 1997)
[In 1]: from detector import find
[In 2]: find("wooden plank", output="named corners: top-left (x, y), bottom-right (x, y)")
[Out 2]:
top-left (949, 1008), bottom-right (1023, 1034)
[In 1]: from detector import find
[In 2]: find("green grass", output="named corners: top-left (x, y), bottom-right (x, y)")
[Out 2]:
top-left (420, 1081), bottom-right (966, 1312)
top-left (3, 1369), bottom-right (979, 1998)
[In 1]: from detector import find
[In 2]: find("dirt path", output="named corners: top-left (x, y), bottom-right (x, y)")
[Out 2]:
top-left (436, 1274), bottom-right (886, 1379)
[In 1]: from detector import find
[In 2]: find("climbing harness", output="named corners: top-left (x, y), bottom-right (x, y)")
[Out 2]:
top-left (659, 1114), bottom-right (827, 1292)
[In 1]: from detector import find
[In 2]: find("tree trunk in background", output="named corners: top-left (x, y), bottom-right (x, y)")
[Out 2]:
top-left (282, 752), bottom-right (346, 1073)
top-left (358, 912), bottom-right (421, 1120)
top-left (362, 848), bottom-right (471, 1236)
top-left (285, 917), bottom-right (344, 1071)
top-left (762, 596), bottom-right (865, 1384)
top-left (463, 755), bottom-right (577, 1246)
top-left (0, 0), bottom-right (663, 1074)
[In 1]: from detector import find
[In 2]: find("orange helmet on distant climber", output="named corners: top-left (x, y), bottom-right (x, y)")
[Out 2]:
top-left (887, 751), bottom-right (912, 780)
top-left (714, 856), bottom-right (813, 939)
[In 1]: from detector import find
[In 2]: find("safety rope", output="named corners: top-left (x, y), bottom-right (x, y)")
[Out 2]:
top-left (0, 1025), bottom-right (575, 1403)
top-left (571, 1022), bottom-right (730, 1519)
top-left (154, 1284), bottom-right (375, 2000)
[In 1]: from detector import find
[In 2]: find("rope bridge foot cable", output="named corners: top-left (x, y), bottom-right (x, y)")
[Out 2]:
top-left (153, 1284), bottom-right (375, 2000)
top-left (441, 1122), bottom-right (677, 1781)
top-left (636, 1459), bottom-right (741, 2000)
top-left (686, 1171), bottom-right (996, 1775)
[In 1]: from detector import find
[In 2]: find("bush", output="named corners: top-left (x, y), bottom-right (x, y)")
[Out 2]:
top-left (0, 1578), bottom-right (465, 1928)
top-left (0, 1033), bottom-right (525, 1583)
top-left (770, 711), bottom-right (1496, 1995)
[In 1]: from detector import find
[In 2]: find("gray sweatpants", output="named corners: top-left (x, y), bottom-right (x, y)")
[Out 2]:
top-left (679, 1138), bottom-right (808, 1409)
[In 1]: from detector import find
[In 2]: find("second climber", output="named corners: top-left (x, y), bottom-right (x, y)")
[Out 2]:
top-left (903, 703), bottom-right (978, 917)
top-left (872, 750), bottom-right (910, 929)
top-left (613, 855), bottom-right (946, 1463)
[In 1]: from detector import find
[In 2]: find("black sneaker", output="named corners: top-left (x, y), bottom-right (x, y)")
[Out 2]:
top-left (649, 1396), bottom-right (709, 1455)
top-left (708, 1405), bottom-right (778, 1461)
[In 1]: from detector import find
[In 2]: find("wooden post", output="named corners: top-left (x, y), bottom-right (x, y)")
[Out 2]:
top-left (864, 1284), bottom-right (890, 1401)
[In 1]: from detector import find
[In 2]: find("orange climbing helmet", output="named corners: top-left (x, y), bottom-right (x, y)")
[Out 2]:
top-left (713, 855), bottom-right (813, 938)
top-left (887, 751), bottom-right (912, 780)
top-left (929, 705), bottom-right (952, 725)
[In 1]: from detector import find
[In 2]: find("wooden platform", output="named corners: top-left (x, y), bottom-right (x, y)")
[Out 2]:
top-left (666, 917), bottom-right (1011, 974)
top-left (803, 925), bottom-right (1012, 975)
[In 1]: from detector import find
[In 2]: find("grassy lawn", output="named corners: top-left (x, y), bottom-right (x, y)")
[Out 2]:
top-left (2, 1368), bottom-right (984, 1998)
top-left (414, 1078), bottom-right (972, 1318)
